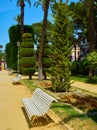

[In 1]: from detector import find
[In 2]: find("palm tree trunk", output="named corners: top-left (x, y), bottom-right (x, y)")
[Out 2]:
top-left (20, 0), bottom-right (25, 37)
top-left (38, 0), bottom-right (50, 81)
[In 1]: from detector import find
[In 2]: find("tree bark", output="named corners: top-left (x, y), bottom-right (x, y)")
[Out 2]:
top-left (89, 68), bottom-right (93, 80)
top-left (88, 0), bottom-right (94, 52)
top-left (38, 0), bottom-right (50, 81)
top-left (20, 0), bottom-right (25, 37)
top-left (88, 0), bottom-right (94, 78)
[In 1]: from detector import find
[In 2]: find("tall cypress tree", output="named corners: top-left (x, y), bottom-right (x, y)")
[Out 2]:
top-left (5, 43), bottom-right (11, 69)
top-left (50, 2), bottom-right (74, 92)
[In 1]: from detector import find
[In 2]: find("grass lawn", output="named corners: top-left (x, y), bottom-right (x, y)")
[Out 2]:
top-left (51, 103), bottom-right (97, 130)
top-left (71, 75), bottom-right (88, 82)
top-left (22, 78), bottom-right (97, 130)
top-left (22, 79), bottom-right (39, 91)
top-left (71, 75), bottom-right (97, 84)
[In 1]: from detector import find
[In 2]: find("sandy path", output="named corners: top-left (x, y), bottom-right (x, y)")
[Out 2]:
top-left (72, 81), bottom-right (97, 94)
top-left (0, 70), bottom-right (67, 130)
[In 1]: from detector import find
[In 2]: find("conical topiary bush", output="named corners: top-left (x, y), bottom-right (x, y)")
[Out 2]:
top-left (20, 33), bottom-right (36, 79)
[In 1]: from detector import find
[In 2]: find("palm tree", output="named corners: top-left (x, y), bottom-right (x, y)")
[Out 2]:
top-left (13, 14), bottom-right (21, 25)
top-left (11, 0), bottom-right (31, 37)
top-left (34, 0), bottom-right (56, 81)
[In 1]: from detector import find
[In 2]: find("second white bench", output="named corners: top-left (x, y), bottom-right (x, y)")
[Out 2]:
top-left (12, 74), bottom-right (21, 84)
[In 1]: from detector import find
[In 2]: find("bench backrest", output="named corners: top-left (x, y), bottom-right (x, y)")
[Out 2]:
top-left (15, 74), bottom-right (21, 80)
top-left (12, 74), bottom-right (21, 82)
top-left (31, 88), bottom-right (58, 114)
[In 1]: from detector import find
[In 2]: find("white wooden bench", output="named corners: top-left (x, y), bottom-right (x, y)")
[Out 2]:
top-left (22, 88), bottom-right (58, 124)
top-left (12, 74), bottom-right (22, 84)
top-left (9, 69), bottom-right (13, 75)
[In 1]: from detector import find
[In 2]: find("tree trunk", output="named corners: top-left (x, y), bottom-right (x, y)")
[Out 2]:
top-left (38, 0), bottom-right (50, 81)
top-left (29, 75), bottom-right (32, 80)
top-left (88, 0), bottom-right (94, 78)
top-left (89, 68), bottom-right (93, 80)
top-left (43, 71), bottom-right (46, 80)
top-left (74, 45), bottom-right (76, 61)
top-left (20, 0), bottom-right (25, 37)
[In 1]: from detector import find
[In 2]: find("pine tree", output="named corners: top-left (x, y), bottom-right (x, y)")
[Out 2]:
top-left (50, 2), bottom-right (74, 92)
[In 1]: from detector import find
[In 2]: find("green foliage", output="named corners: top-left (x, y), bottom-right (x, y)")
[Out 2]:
top-left (50, 2), bottom-right (74, 92)
top-left (32, 20), bottom-right (53, 44)
top-left (20, 33), bottom-right (36, 79)
top-left (51, 55), bottom-right (71, 92)
top-left (85, 51), bottom-right (97, 71)
top-left (22, 33), bottom-right (32, 39)
top-left (69, 1), bottom-right (88, 37)
top-left (71, 60), bottom-right (89, 76)
top-left (8, 25), bottom-right (34, 70)
top-left (10, 46), bottom-right (17, 70)
top-left (20, 57), bottom-right (36, 67)
top-left (43, 58), bottom-right (53, 68)
top-left (21, 67), bottom-right (36, 76)
top-left (9, 25), bottom-right (21, 46)
top-left (87, 76), bottom-right (97, 84)
top-left (71, 61), bottom-right (81, 75)
top-left (36, 42), bottom-right (52, 79)
top-left (9, 26), bottom-right (20, 68)
top-left (6, 43), bottom-right (17, 70)
top-left (21, 41), bottom-right (34, 48)
top-left (5, 43), bottom-right (11, 68)
top-left (43, 47), bottom-right (52, 56)
top-left (79, 59), bottom-right (89, 75)
top-left (20, 48), bottom-right (35, 57)
top-left (11, 62), bottom-right (17, 70)
top-left (43, 47), bottom-right (53, 79)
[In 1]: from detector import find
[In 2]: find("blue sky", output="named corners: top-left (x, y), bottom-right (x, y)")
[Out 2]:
top-left (0, 0), bottom-right (79, 50)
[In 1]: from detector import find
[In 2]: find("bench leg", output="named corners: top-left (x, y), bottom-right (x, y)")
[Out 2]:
top-left (30, 116), bottom-right (38, 126)
top-left (30, 115), bottom-right (49, 127)
top-left (44, 114), bottom-right (49, 122)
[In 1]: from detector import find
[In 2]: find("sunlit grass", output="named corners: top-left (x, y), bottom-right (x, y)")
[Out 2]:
top-left (71, 75), bottom-right (97, 84)
top-left (51, 103), bottom-right (97, 130)
top-left (22, 79), bottom-right (39, 91)
top-left (51, 103), bottom-right (88, 120)
top-left (71, 75), bottom-right (88, 82)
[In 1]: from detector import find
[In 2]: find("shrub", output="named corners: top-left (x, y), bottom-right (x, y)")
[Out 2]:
top-left (71, 61), bottom-right (81, 75)
top-left (20, 33), bottom-right (36, 79)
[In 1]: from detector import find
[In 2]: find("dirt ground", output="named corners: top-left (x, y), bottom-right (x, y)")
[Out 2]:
top-left (0, 70), bottom-right (68, 130)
